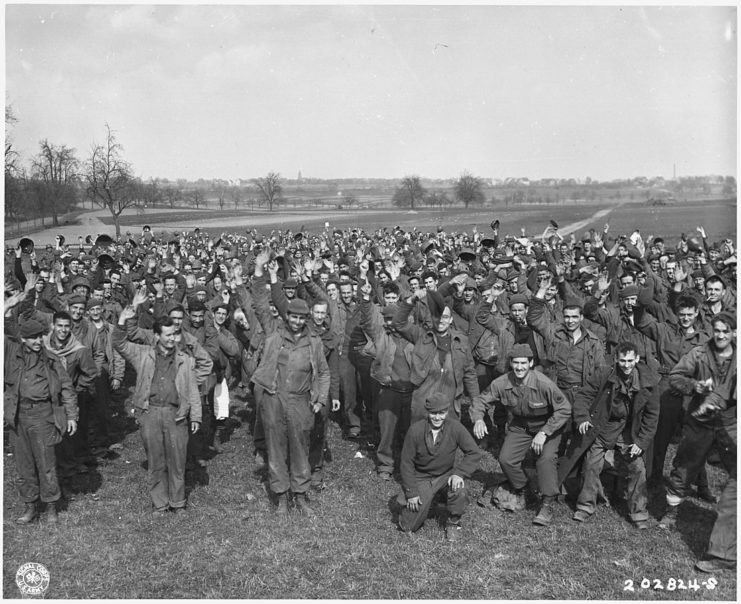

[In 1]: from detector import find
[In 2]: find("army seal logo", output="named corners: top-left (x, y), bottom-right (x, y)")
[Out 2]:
top-left (16, 562), bottom-right (50, 596)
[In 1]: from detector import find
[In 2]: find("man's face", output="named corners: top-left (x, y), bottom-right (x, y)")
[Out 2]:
top-left (384, 291), bottom-right (399, 306)
top-left (169, 310), bottom-right (184, 329)
top-left (617, 350), bottom-right (639, 378)
top-left (510, 357), bottom-right (533, 380)
top-left (463, 287), bottom-right (475, 303)
top-left (156, 324), bottom-right (178, 350)
top-left (583, 242), bottom-right (592, 254)
top-left (103, 283), bottom-right (113, 298)
top-left (424, 276), bottom-right (437, 291)
top-left (214, 308), bottom-right (228, 326)
top-left (164, 278), bottom-right (177, 295)
top-left (620, 275), bottom-right (634, 289)
top-left (319, 273), bottom-right (329, 287)
top-left (649, 259), bottom-right (660, 272)
top-left (36, 272), bottom-right (48, 292)
top-left (544, 284), bottom-right (558, 301)
top-left (706, 281), bottom-right (724, 304)
top-left (287, 312), bottom-right (306, 333)
top-left (196, 276), bottom-right (207, 287)
top-left (53, 318), bottom-right (71, 341)
top-left (69, 260), bottom-right (80, 274)
top-left (438, 266), bottom-right (450, 278)
top-left (510, 303), bottom-right (527, 325)
top-left (708, 249), bottom-right (721, 262)
top-left (436, 307), bottom-right (453, 334)
top-left (507, 278), bottom-right (518, 293)
top-left (189, 310), bottom-right (205, 327)
top-left (677, 306), bottom-right (698, 329)
top-left (110, 273), bottom-right (121, 287)
top-left (693, 276), bottom-right (705, 291)
top-left (326, 283), bottom-right (338, 301)
top-left (213, 276), bottom-right (222, 291)
top-left (311, 303), bottom-right (328, 327)
top-left (283, 286), bottom-right (296, 300)
top-left (269, 302), bottom-right (280, 317)
top-left (621, 295), bottom-right (638, 314)
top-left (665, 263), bottom-right (676, 280)
top-left (427, 409), bottom-right (448, 430)
top-left (22, 335), bottom-right (44, 353)
top-left (378, 273), bottom-right (390, 285)
top-left (340, 284), bottom-right (353, 305)
top-left (712, 321), bottom-right (734, 351)
top-left (617, 245), bottom-right (629, 259)
top-left (562, 308), bottom-right (583, 333)
top-left (69, 303), bottom-right (85, 321)
top-left (92, 289), bottom-right (105, 303)
top-left (408, 278), bottom-right (420, 291)
top-left (88, 305), bottom-right (102, 321)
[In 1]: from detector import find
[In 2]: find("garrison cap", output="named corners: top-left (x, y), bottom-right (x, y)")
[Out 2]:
top-left (619, 285), bottom-right (640, 299)
top-left (509, 343), bottom-right (534, 359)
top-left (20, 319), bottom-right (46, 338)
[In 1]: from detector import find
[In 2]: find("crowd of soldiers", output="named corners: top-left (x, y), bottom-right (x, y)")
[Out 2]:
top-left (3, 217), bottom-right (737, 573)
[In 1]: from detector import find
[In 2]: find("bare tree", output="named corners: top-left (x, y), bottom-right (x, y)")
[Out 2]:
top-left (31, 140), bottom-right (79, 226)
top-left (187, 188), bottom-right (205, 209)
top-left (230, 185), bottom-right (243, 210)
top-left (163, 186), bottom-right (181, 208)
top-left (392, 175), bottom-right (426, 210)
top-left (140, 178), bottom-right (163, 209)
top-left (85, 124), bottom-right (135, 237)
top-left (5, 105), bottom-right (20, 176)
top-left (455, 172), bottom-right (486, 208)
top-left (252, 172), bottom-right (283, 211)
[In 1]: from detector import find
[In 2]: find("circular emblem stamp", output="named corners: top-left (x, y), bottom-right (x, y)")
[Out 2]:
top-left (16, 562), bottom-right (50, 596)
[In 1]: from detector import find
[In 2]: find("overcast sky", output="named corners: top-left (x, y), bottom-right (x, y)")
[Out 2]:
top-left (4, 4), bottom-right (737, 182)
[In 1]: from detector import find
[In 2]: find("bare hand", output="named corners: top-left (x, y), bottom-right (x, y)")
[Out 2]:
top-left (312, 402), bottom-right (323, 414)
top-left (406, 496), bottom-right (421, 512)
top-left (531, 431), bottom-right (546, 455)
top-left (473, 419), bottom-right (488, 439)
top-left (448, 475), bottom-right (464, 491)
top-left (578, 421), bottom-right (593, 435)
top-left (67, 420), bottom-right (78, 436)
top-left (191, 422), bottom-right (200, 434)
top-left (110, 379), bottom-right (121, 391)
top-left (331, 399), bottom-right (341, 412)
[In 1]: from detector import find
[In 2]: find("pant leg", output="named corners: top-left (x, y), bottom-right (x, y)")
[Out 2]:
top-left (161, 407), bottom-right (189, 509)
top-left (253, 386), bottom-right (266, 456)
top-left (535, 430), bottom-right (562, 497)
top-left (187, 394), bottom-right (209, 462)
top-left (706, 476), bottom-right (737, 562)
top-left (651, 378), bottom-right (684, 480)
top-left (666, 415), bottom-right (716, 505)
top-left (446, 483), bottom-right (470, 519)
top-left (339, 355), bottom-right (360, 434)
top-left (260, 392), bottom-right (290, 495)
top-left (377, 387), bottom-right (401, 474)
top-left (398, 473), bottom-right (451, 532)
top-left (615, 441), bottom-right (649, 522)
top-left (90, 371), bottom-right (113, 446)
top-left (139, 408), bottom-right (169, 511)
top-left (354, 356), bottom-right (377, 436)
top-left (285, 394), bottom-right (313, 494)
top-left (12, 404), bottom-right (60, 503)
top-left (576, 436), bottom-right (608, 516)
top-left (308, 400), bottom-right (329, 473)
top-left (498, 425), bottom-right (533, 491)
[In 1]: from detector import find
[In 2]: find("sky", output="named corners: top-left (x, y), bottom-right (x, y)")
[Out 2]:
top-left (4, 3), bottom-right (737, 182)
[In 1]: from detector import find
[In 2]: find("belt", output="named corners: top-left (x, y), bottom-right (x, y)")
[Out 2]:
top-left (19, 398), bottom-right (51, 407)
top-left (558, 382), bottom-right (581, 391)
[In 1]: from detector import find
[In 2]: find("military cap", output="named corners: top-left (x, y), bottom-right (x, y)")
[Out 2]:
top-left (20, 319), bottom-right (46, 338)
top-left (286, 299), bottom-right (310, 316)
top-left (619, 285), bottom-right (640, 299)
top-left (509, 343), bottom-right (534, 359)
top-left (424, 393), bottom-right (451, 413)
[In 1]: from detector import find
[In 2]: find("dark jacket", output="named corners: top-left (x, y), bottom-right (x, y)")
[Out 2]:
top-left (558, 364), bottom-right (660, 483)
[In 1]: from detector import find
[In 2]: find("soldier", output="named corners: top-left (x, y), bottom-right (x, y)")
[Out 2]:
top-left (471, 344), bottom-right (571, 526)
top-left (5, 318), bottom-right (78, 523)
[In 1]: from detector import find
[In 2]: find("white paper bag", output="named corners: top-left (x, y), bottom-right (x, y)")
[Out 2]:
top-left (214, 378), bottom-right (230, 420)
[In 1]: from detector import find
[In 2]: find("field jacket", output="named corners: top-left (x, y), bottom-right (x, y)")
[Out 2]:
top-left (558, 364), bottom-right (660, 483)
top-left (112, 325), bottom-right (202, 423)
top-left (4, 338), bottom-right (79, 433)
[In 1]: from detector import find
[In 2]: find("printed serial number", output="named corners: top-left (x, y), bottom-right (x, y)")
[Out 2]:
top-left (624, 577), bottom-right (718, 591)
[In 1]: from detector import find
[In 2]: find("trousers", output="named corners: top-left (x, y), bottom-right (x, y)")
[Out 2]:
top-left (139, 405), bottom-right (189, 510)
top-left (376, 387), bottom-right (412, 474)
top-left (398, 472), bottom-right (469, 532)
top-left (576, 433), bottom-right (649, 521)
top-left (258, 387), bottom-right (313, 495)
top-left (499, 423), bottom-right (561, 497)
top-left (11, 402), bottom-right (61, 503)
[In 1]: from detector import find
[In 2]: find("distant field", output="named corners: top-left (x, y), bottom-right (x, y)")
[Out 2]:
top-left (99, 199), bottom-right (736, 245)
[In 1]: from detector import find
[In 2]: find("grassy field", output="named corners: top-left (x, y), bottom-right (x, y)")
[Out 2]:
top-left (97, 199), bottom-right (737, 245)
top-left (3, 385), bottom-right (736, 599)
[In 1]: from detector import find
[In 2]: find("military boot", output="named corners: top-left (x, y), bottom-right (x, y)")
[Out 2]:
top-left (16, 501), bottom-right (38, 525)
top-left (533, 496), bottom-right (556, 526)
top-left (275, 493), bottom-right (290, 517)
top-left (43, 501), bottom-right (59, 524)
top-left (293, 492), bottom-right (316, 517)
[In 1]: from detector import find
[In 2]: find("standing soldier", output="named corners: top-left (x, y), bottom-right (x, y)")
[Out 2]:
top-left (113, 307), bottom-right (202, 514)
top-left (5, 318), bottom-right (78, 523)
